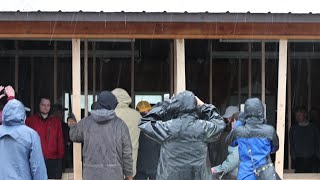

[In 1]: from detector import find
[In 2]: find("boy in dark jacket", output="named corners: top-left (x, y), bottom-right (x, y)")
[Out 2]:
top-left (227, 98), bottom-right (279, 180)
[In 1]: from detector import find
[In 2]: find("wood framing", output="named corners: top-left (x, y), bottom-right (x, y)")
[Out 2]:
top-left (261, 41), bottom-right (266, 103)
top-left (14, 40), bottom-right (18, 92)
top-left (131, 40), bottom-right (135, 102)
top-left (2, 22), bottom-right (320, 39)
top-left (275, 39), bottom-right (288, 179)
top-left (72, 38), bottom-right (82, 180)
top-left (287, 43), bottom-right (292, 170)
top-left (169, 41), bottom-right (174, 96)
top-left (92, 42), bottom-right (96, 102)
top-left (248, 42), bottom-right (252, 98)
top-left (84, 40), bottom-right (89, 116)
top-left (173, 39), bottom-right (186, 94)
top-left (54, 41), bottom-right (58, 103)
top-left (238, 59), bottom-right (242, 105)
top-left (209, 40), bottom-right (213, 104)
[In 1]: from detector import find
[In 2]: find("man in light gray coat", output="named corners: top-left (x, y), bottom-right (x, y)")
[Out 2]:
top-left (68, 91), bottom-right (133, 180)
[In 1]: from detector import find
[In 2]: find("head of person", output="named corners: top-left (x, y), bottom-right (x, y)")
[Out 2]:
top-left (223, 106), bottom-right (240, 124)
top-left (295, 106), bottom-right (308, 123)
top-left (52, 104), bottom-right (68, 121)
top-left (2, 99), bottom-right (26, 126)
top-left (136, 101), bottom-right (152, 116)
top-left (94, 91), bottom-right (118, 110)
top-left (111, 88), bottom-right (131, 108)
top-left (39, 96), bottom-right (51, 115)
top-left (165, 91), bottom-right (198, 119)
top-left (244, 98), bottom-right (264, 123)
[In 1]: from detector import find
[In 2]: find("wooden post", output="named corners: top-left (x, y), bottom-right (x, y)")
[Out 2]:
top-left (287, 43), bottom-right (292, 170)
top-left (248, 42), bottom-right (252, 98)
top-left (173, 39), bottom-right (186, 94)
top-left (54, 41), bottom-right (58, 104)
top-left (30, 58), bottom-right (34, 115)
top-left (84, 40), bottom-right (89, 116)
top-left (15, 40), bottom-right (19, 92)
top-left (131, 39), bottom-right (135, 104)
top-left (261, 41), bottom-right (266, 103)
top-left (238, 59), bottom-right (242, 105)
top-left (92, 42), bottom-right (96, 102)
top-left (169, 41), bottom-right (174, 96)
top-left (72, 38), bottom-right (82, 180)
top-left (99, 59), bottom-right (103, 91)
top-left (209, 40), bottom-right (213, 104)
top-left (275, 39), bottom-right (288, 179)
top-left (307, 58), bottom-right (312, 113)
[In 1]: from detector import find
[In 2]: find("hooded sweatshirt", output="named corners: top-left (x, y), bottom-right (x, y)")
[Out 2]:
top-left (69, 109), bottom-right (133, 180)
top-left (0, 99), bottom-right (47, 180)
top-left (112, 88), bottom-right (141, 176)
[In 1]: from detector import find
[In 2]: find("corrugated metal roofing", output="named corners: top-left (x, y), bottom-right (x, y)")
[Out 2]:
top-left (0, 11), bottom-right (320, 23)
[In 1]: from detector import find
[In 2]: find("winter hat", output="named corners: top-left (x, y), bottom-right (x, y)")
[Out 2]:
top-left (223, 106), bottom-right (239, 118)
top-left (95, 91), bottom-right (118, 110)
top-left (136, 101), bottom-right (152, 113)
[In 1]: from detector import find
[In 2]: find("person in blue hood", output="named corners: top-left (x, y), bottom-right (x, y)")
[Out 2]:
top-left (0, 95), bottom-right (47, 180)
top-left (227, 98), bottom-right (279, 180)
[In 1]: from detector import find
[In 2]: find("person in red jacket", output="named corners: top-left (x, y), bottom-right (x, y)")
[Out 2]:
top-left (26, 96), bottom-right (64, 179)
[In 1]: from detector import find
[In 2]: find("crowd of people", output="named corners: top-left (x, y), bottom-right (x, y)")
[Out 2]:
top-left (0, 85), bottom-right (319, 180)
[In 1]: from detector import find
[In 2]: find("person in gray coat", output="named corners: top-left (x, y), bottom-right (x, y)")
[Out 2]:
top-left (139, 91), bottom-right (226, 180)
top-left (68, 91), bottom-right (133, 180)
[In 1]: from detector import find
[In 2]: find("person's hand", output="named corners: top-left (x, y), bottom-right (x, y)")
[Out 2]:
top-left (211, 167), bottom-right (217, 174)
top-left (125, 176), bottom-right (132, 180)
top-left (195, 96), bottom-right (204, 106)
top-left (4, 86), bottom-right (15, 98)
top-left (67, 118), bottom-right (77, 126)
top-left (0, 86), bottom-right (5, 99)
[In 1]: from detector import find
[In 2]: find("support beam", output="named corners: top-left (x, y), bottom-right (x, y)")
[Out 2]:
top-left (238, 59), bottom-right (242, 105)
top-left (173, 39), bottom-right (186, 94)
top-left (261, 41), bottom-right (266, 103)
top-left (209, 40), bottom-right (213, 104)
top-left (248, 42), bottom-right (252, 98)
top-left (92, 42), bottom-right (96, 102)
top-left (131, 39), bottom-right (135, 104)
top-left (15, 40), bottom-right (19, 92)
top-left (99, 59), bottom-right (103, 91)
top-left (30, 58), bottom-right (34, 115)
top-left (169, 42), bottom-right (174, 96)
top-left (287, 43), bottom-right (292, 170)
top-left (84, 40), bottom-right (88, 116)
top-left (307, 58), bottom-right (312, 113)
top-left (72, 38), bottom-right (82, 180)
top-left (54, 41), bottom-right (58, 103)
top-left (275, 39), bottom-right (288, 179)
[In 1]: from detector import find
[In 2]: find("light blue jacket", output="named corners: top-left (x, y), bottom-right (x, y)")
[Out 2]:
top-left (0, 99), bottom-right (47, 180)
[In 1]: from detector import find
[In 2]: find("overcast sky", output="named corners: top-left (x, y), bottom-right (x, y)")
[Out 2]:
top-left (1, 0), bottom-right (320, 13)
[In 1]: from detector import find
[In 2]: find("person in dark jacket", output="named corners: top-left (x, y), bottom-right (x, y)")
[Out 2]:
top-left (227, 98), bottom-right (279, 180)
top-left (0, 86), bottom-right (47, 180)
top-left (68, 91), bottom-right (133, 180)
top-left (139, 91), bottom-right (226, 180)
top-left (135, 101), bottom-right (161, 180)
top-left (26, 96), bottom-right (65, 179)
top-left (290, 106), bottom-right (320, 173)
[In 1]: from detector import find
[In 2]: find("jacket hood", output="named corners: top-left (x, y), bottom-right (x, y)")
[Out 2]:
top-left (112, 88), bottom-right (132, 108)
top-left (244, 98), bottom-right (264, 124)
top-left (166, 91), bottom-right (198, 118)
top-left (90, 109), bottom-right (116, 123)
top-left (2, 99), bottom-right (26, 126)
